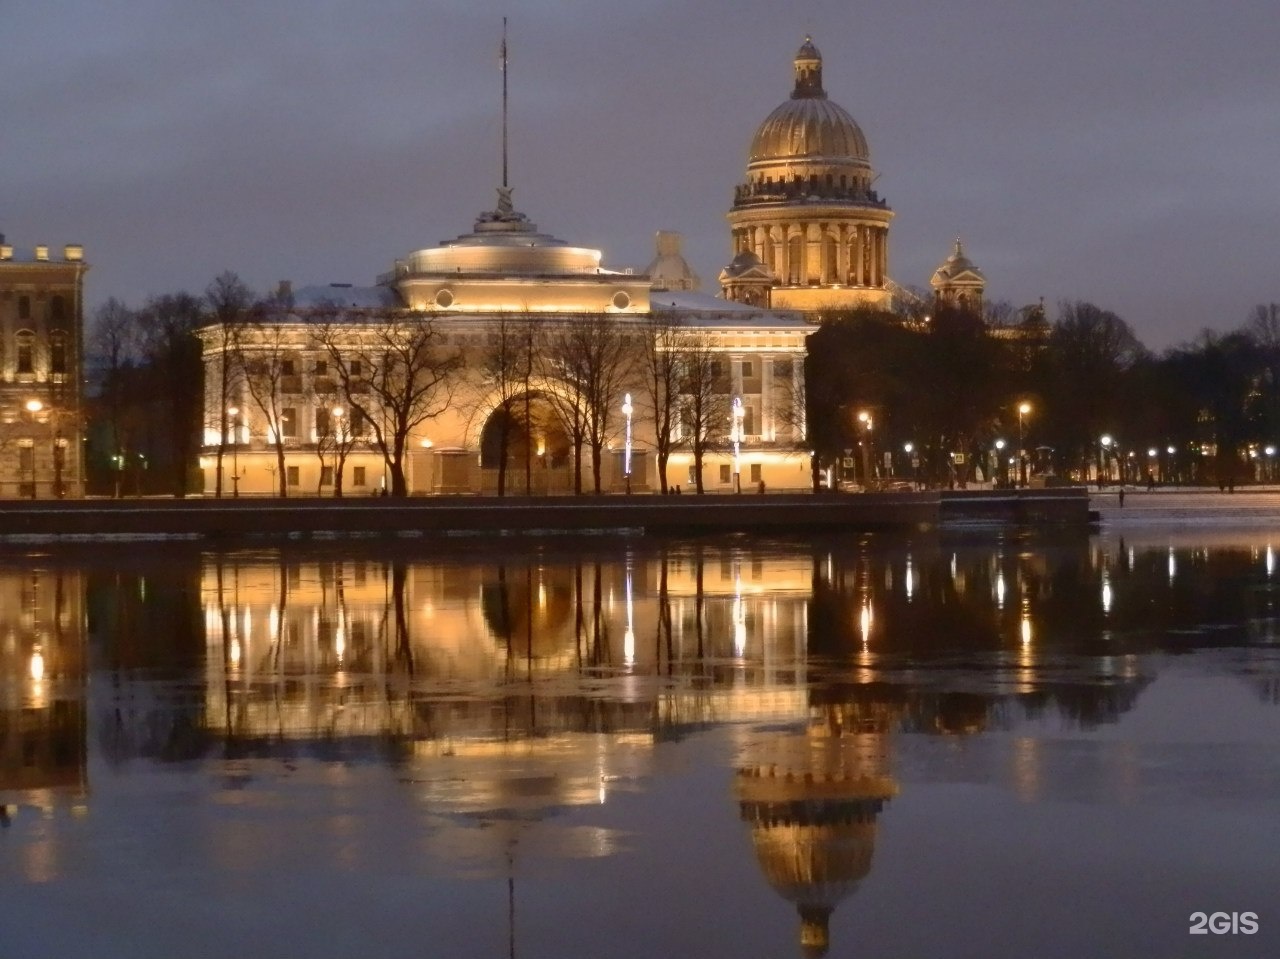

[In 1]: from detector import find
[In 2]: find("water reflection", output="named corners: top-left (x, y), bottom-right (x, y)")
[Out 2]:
top-left (1, 534), bottom-right (1279, 956)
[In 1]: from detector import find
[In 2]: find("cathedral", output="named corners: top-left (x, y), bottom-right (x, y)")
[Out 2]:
top-left (720, 38), bottom-right (985, 318)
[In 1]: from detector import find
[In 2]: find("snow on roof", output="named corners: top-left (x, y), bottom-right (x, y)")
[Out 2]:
top-left (290, 284), bottom-right (402, 311)
top-left (652, 290), bottom-right (809, 329)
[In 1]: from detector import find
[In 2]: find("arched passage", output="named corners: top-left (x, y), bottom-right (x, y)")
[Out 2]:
top-left (478, 393), bottom-right (573, 494)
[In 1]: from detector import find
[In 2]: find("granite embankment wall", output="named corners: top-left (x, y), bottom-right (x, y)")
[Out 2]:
top-left (0, 488), bottom-right (1090, 541)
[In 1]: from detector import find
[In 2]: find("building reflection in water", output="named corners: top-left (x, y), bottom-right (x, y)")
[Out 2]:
top-left (0, 564), bottom-right (87, 882)
top-left (4, 534), bottom-right (1278, 947)
top-left (736, 688), bottom-right (900, 958)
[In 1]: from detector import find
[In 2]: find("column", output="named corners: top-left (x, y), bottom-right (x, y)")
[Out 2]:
top-left (854, 226), bottom-right (865, 286)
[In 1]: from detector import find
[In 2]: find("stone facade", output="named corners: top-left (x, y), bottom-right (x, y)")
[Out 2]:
top-left (198, 199), bottom-right (814, 496)
top-left (0, 237), bottom-right (87, 498)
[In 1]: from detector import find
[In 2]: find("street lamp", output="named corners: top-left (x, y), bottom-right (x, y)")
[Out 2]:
top-left (24, 399), bottom-right (42, 499)
top-left (994, 438), bottom-right (1006, 488)
top-left (621, 393), bottom-right (633, 494)
top-left (1017, 401), bottom-right (1032, 487)
top-left (857, 410), bottom-right (873, 490)
top-left (331, 407), bottom-right (345, 496)
top-left (1100, 434), bottom-right (1113, 486)
top-left (227, 406), bottom-right (240, 497)
top-left (731, 396), bottom-right (744, 493)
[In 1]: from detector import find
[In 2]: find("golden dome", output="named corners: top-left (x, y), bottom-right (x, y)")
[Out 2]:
top-left (746, 39), bottom-right (871, 175)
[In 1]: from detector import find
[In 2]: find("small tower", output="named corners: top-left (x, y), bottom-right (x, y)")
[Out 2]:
top-left (929, 238), bottom-right (985, 314)
top-left (645, 231), bottom-right (701, 292)
top-left (719, 250), bottom-right (774, 308)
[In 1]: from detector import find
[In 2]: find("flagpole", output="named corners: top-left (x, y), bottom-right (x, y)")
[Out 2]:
top-left (501, 17), bottom-right (509, 190)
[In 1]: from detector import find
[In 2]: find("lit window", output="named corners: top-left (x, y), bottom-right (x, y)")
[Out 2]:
top-left (280, 407), bottom-right (298, 439)
top-left (286, 466), bottom-right (300, 487)
top-left (50, 333), bottom-right (67, 375)
top-left (16, 330), bottom-right (34, 374)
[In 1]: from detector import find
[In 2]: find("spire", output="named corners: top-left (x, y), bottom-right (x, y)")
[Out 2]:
top-left (500, 17), bottom-right (509, 190)
top-left (792, 36), bottom-right (826, 99)
top-left (476, 19), bottom-right (532, 231)
top-left (954, 236), bottom-right (964, 257)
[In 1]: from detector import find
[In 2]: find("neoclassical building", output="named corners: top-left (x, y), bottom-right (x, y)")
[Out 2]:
top-left (722, 38), bottom-right (894, 313)
top-left (199, 191), bottom-right (813, 496)
top-left (0, 235), bottom-right (87, 498)
top-left (930, 238), bottom-right (987, 313)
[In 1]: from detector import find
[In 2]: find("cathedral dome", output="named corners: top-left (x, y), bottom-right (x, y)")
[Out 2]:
top-left (746, 39), bottom-right (871, 175)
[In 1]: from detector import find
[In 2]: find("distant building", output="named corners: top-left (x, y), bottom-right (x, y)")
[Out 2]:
top-left (723, 38), bottom-right (894, 313)
top-left (0, 235), bottom-right (87, 498)
top-left (198, 193), bottom-right (813, 496)
top-left (930, 238), bottom-right (986, 314)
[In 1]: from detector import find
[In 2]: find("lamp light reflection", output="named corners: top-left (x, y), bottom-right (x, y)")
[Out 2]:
top-left (623, 564), bottom-right (635, 666)
top-left (29, 645), bottom-right (45, 681)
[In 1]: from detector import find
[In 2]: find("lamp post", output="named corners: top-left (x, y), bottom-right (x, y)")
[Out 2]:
top-left (857, 410), bottom-right (873, 490)
top-left (994, 438), bottom-right (1006, 488)
top-left (903, 441), bottom-right (916, 489)
top-left (1100, 434), bottom-right (1113, 487)
top-left (24, 399), bottom-right (43, 499)
top-left (621, 393), bottom-right (633, 494)
top-left (731, 396), bottom-right (744, 493)
top-left (227, 406), bottom-right (240, 497)
top-left (331, 406), bottom-right (344, 497)
top-left (1017, 401), bottom-right (1032, 487)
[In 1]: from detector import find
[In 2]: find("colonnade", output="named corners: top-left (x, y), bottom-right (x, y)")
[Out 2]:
top-left (734, 222), bottom-right (888, 289)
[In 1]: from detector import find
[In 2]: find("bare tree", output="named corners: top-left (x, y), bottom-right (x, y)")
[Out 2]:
top-left (541, 313), bottom-right (635, 494)
top-left (538, 323), bottom-right (592, 494)
top-left (89, 298), bottom-right (138, 497)
top-left (639, 311), bottom-right (683, 493)
top-left (466, 312), bottom-right (537, 495)
top-left (204, 273), bottom-right (254, 497)
top-left (316, 307), bottom-right (463, 496)
top-left (136, 292), bottom-right (205, 496)
top-left (677, 335), bottom-right (730, 494)
top-left (239, 295), bottom-right (296, 496)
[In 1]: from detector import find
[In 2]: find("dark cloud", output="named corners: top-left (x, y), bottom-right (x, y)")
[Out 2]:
top-left (4, 0), bottom-right (1277, 347)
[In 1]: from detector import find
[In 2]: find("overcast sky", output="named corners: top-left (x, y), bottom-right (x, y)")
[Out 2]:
top-left (5, 0), bottom-right (1278, 349)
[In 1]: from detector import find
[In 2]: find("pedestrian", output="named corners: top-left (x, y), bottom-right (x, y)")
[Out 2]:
top-left (1118, 487), bottom-right (1125, 508)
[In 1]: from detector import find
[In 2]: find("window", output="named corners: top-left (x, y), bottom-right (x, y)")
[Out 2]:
top-left (315, 408), bottom-right (330, 437)
top-left (320, 466), bottom-right (334, 486)
top-left (280, 407), bottom-right (298, 439)
top-left (314, 359), bottom-right (328, 376)
top-left (750, 463), bottom-right (762, 483)
top-left (353, 466), bottom-right (367, 486)
top-left (286, 466), bottom-right (300, 487)
top-left (350, 360), bottom-right (362, 376)
top-left (50, 296), bottom-right (66, 322)
top-left (281, 359), bottom-right (296, 376)
top-left (687, 465), bottom-right (697, 486)
top-left (18, 296), bottom-right (30, 320)
top-left (744, 406), bottom-right (755, 436)
top-left (18, 445), bottom-right (33, 471)
top-left (16, 330), bottom-right (34, 374)
top-left (50, 333), bottom-right (67, 375)
top-left (719, 464), bottom-right (731, 484)
top-left (741, 361), bottom-right (754, 379)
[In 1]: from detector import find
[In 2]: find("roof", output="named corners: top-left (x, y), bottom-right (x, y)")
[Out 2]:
top-left (652, 290), bottom-right (809, 329)
top-left (289, 284), bottom-right (403, 310)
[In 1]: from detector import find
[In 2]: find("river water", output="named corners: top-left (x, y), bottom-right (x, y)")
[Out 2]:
top-left (2, 529), bottom-right (1278, 958)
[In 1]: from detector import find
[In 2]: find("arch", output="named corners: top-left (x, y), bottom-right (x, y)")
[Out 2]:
top-left (478, 392), bottom-right (571, 470)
